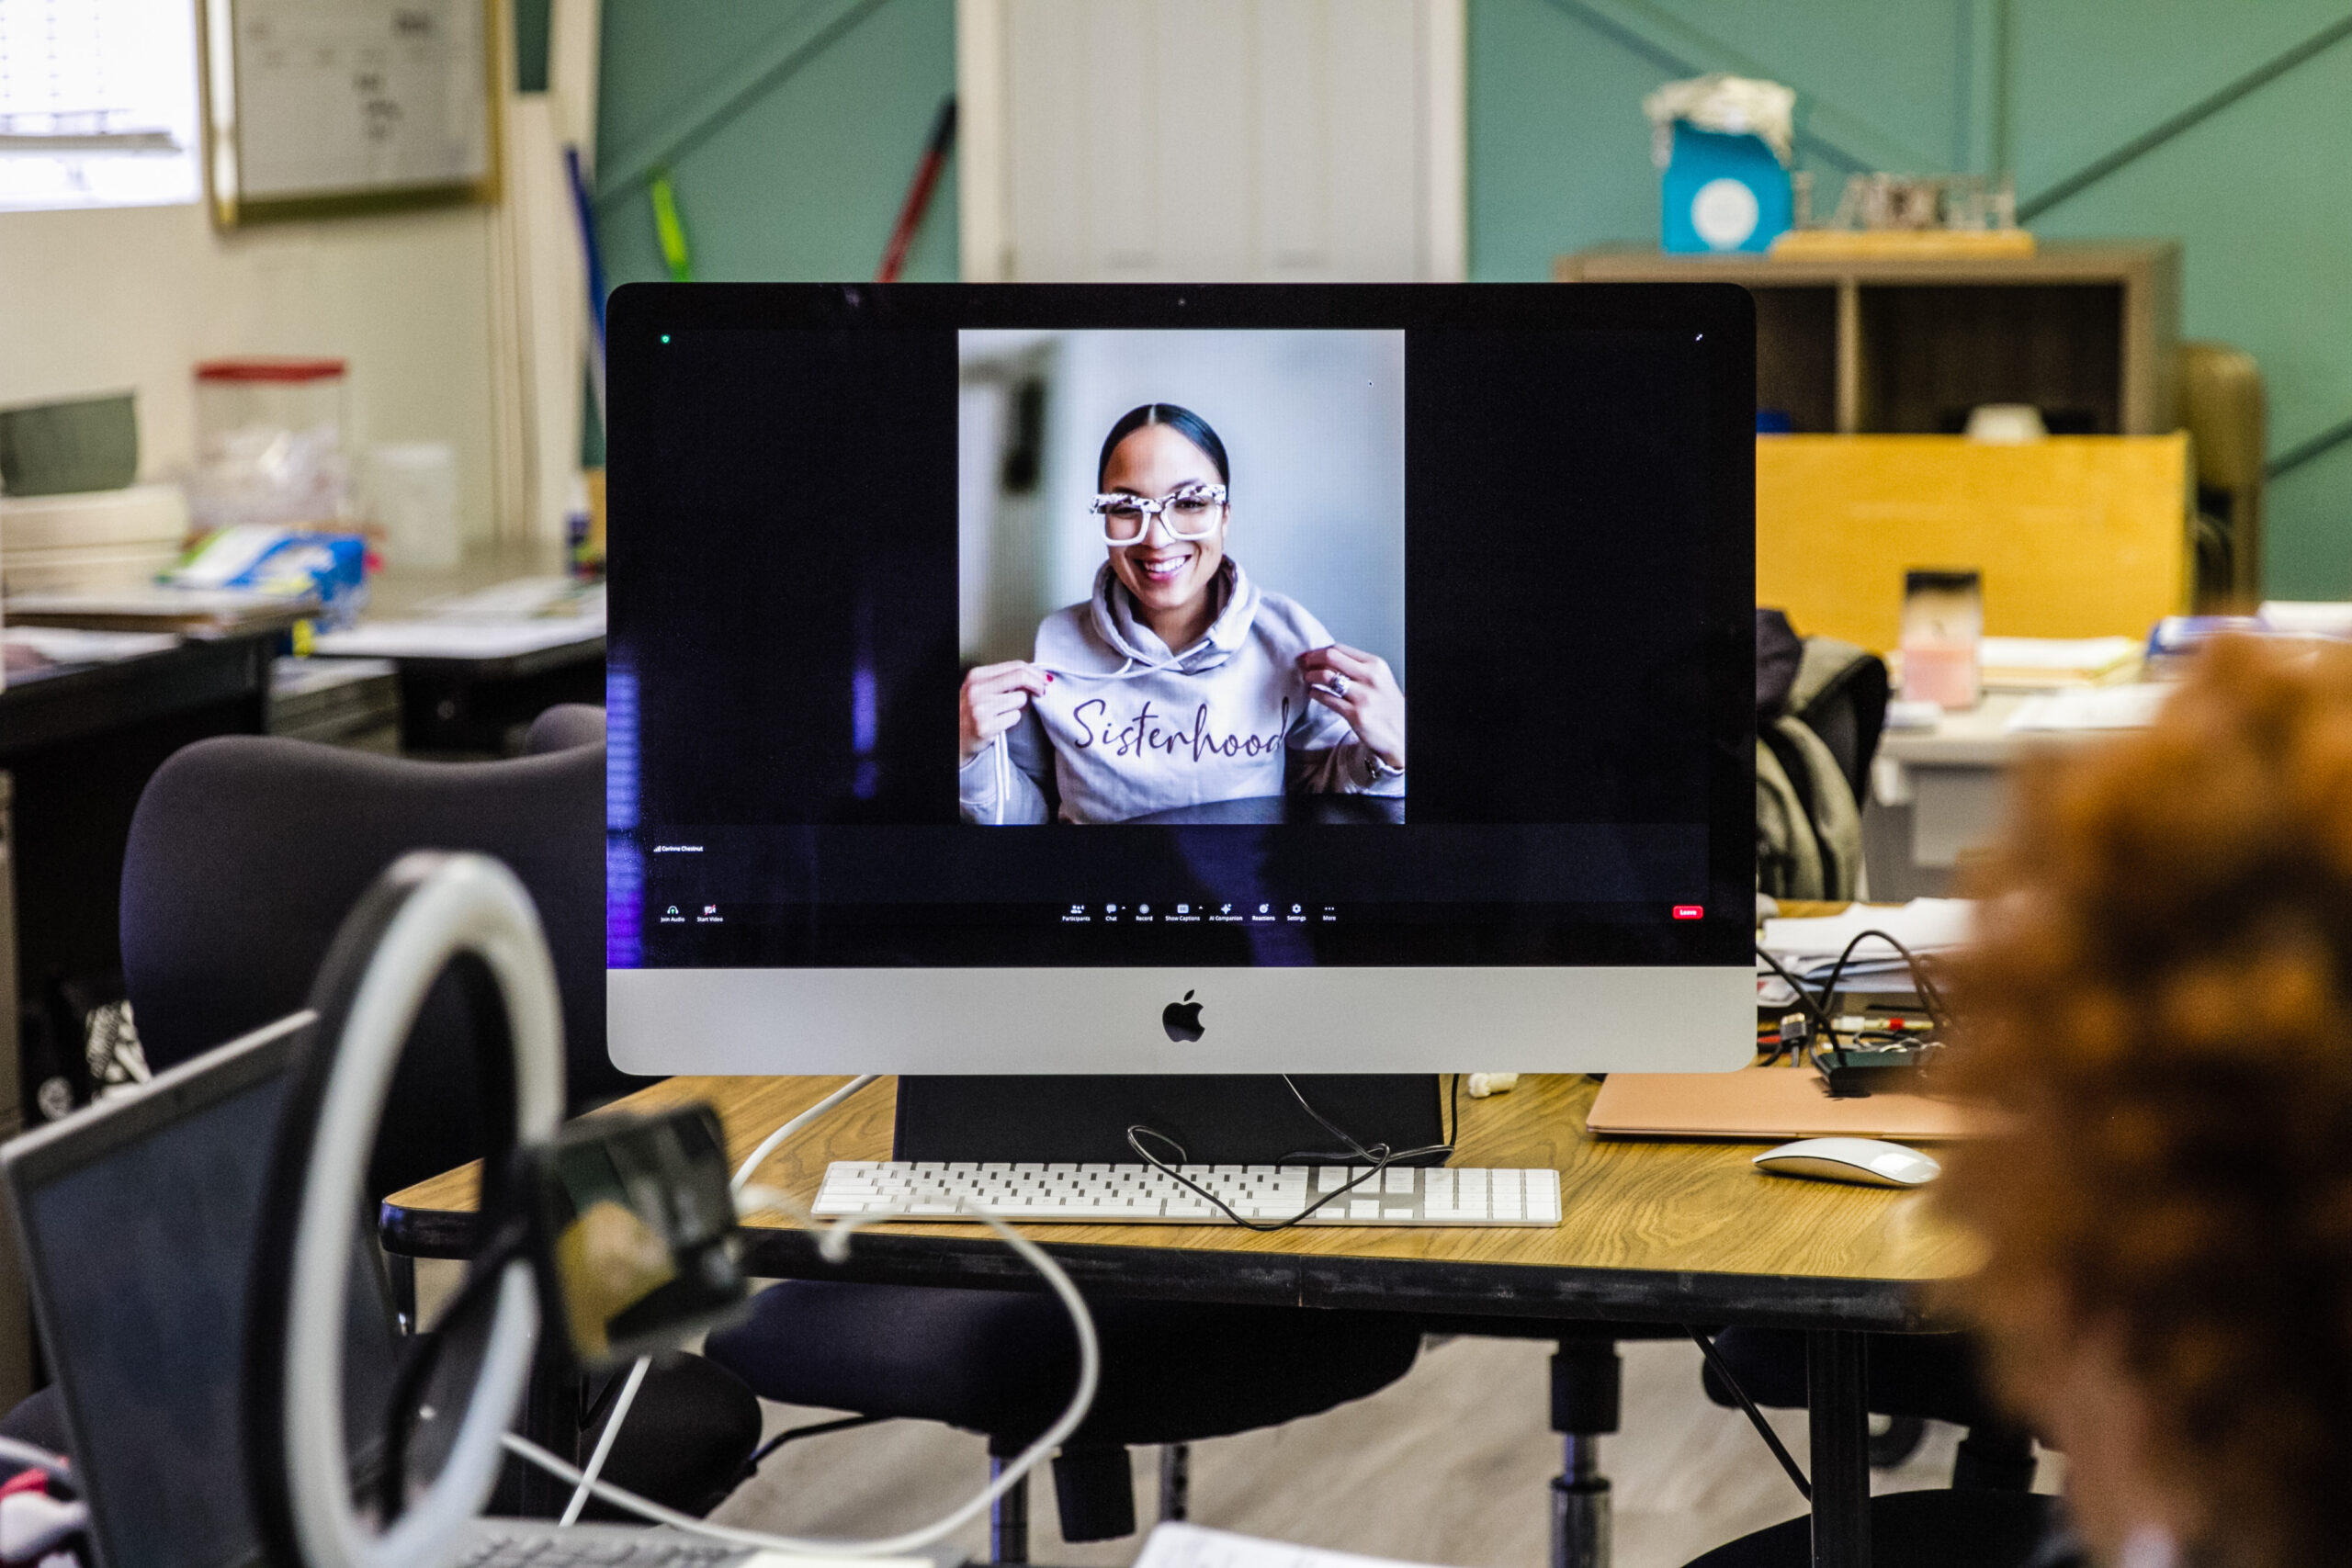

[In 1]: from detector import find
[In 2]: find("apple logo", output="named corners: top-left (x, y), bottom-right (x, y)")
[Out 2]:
top-left (1161, 989), bottom-right (1204, 1043)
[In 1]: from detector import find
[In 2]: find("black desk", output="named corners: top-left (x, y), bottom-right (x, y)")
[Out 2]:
top-left (1124, 794), bottom-right (1406, 825)
top-left (371, 635), bottom-right (605, 756)
top-left (0, 635), bottom-right (275, 1123)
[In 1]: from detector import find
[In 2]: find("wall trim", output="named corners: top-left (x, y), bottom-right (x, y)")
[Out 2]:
top-left (1422, 0), bottom-right (1470, 282)
top-left (2018, 9), bottom-right (2352, 221)
top-left (954, 0), bottom-right (1011, 282)
top-left (593, 0), bottom-right (889, 209)
top-left (1533, 0), bottom-right (1931, 175)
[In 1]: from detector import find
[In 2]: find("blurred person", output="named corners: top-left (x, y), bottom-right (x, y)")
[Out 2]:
top-left (957, 402), bottom-right (1405, 824)
top-left (1941, 637), bottom-right (2352, 1568)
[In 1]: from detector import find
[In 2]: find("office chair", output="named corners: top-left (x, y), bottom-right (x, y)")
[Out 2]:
top-left (113, 705), bottom-right (762, 1518)
top-left (1758, 610), bottom-right (1889, 901)
top-left (1679, 1489), bottom-right (2064, 1568)
top-left (1698, 1327), bottom-right (2037, 1493)
top-left (704, 1281), bottom-right (1423, 1560)
top-left (2180, 340), bottom-right (2267, 607)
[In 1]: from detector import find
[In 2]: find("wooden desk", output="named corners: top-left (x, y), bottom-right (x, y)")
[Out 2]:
top-left (385, 1072), bottom-right (1976, 1568)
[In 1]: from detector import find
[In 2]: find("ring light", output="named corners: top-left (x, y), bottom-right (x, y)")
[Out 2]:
top-left (245, 852), bottom-right (566, 1568)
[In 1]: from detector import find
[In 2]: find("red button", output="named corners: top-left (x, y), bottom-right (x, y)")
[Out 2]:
top-left (1671, 905), bottom-right (1704, 920)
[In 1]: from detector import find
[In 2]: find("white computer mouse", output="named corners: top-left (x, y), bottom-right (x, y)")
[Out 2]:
top-left (1753, 1137), bottom-right (1941, 1189)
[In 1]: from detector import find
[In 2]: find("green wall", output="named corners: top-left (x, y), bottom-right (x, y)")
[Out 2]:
top-left (589, 0), bottom-right (957, 290)
top-left (583, 0), bottom-right (2352, 595)
top-left (1468, 0), bottom-right (2352, 598)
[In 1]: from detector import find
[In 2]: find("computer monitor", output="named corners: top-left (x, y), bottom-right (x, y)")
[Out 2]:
top-left (605, 285), bottom-right (1756, 1078)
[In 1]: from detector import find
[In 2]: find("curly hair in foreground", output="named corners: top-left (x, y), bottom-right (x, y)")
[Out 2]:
top-left (1939, 637), bottom-right (2352, 1568)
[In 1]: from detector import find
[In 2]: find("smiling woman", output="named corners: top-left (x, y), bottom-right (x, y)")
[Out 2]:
top-left (957, 400), bottom-right (1407, 826)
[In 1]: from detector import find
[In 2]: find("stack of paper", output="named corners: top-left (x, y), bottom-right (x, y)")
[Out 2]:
top-left (1976, 635), bottom-right (2143, 690)
top-left (1758, 897), bottom-right (1975, 1002)
top-left (2004, 683), bottom-right (2172, 733)
top-left (1136, 1522), bottom-right (1453, 1568)
top-left (2257, 602), bottom-right (2352, 638)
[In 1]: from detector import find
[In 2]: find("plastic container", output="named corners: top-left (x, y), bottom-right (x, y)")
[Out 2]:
top-left (189, 357), bottom-right (349, 531)
top-left (367, 442), bottom-right (461, 569)
top-left (1900, 569), bottom-right (1983, 709)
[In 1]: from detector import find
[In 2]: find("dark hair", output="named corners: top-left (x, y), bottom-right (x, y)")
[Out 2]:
top-left (1097, 403), bottom-right (1228, 491)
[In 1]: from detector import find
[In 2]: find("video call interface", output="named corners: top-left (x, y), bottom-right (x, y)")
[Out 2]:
top-left (609, 295), bottom-right (1751, 969)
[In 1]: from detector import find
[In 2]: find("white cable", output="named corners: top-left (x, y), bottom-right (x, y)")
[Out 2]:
top-left (730, 1075), bottom-right (879, 1194)
top-left (505, 1185), bottom-right (1098, 1560)
top-left (0, 1437), bottom-right (71, 1485)
top-left (552, 1075), bottom-right (883, 1529)
top-left (560, 1353), bottom-right (650, 1527)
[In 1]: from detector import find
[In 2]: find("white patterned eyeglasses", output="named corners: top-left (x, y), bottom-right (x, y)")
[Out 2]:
top-left (1089, 482), bottom-right (1228, 544)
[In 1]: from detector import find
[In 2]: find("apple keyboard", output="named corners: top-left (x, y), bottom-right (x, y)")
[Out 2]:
top-left (814, 1160), bottom-right (1563, 1226)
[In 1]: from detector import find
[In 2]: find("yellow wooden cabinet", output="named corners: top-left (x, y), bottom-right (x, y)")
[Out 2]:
top-left (1755, 434), bottom-right (2192, 652)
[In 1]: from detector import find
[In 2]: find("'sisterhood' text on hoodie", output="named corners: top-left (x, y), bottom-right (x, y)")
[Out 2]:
top-left (959, 559), bottom-right (1404, 824)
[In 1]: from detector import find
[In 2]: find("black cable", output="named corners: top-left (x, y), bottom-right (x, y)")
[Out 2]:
top-left (1125, 1124), bottom-right (1390, 1231)
top-left (1686, 1326), bottom-right (1811, 1503)
top-left (1127, 1074), bottom-right (1456, 1232)
top-left (1817, 928), bottom-right (1950, 1032)
top-left (379, 1224), bottom-right (527, 1522)
top-left (745, 1413), bottom-right (888, 1471)
top-left (1755, 943), bottom-right (1839, 1065)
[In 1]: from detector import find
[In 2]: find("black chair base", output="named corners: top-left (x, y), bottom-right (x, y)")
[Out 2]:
top-left (707, 1281), bottom-right (1422, 1545)
top-left (1681, 1489), bottom-right (2064, 1568)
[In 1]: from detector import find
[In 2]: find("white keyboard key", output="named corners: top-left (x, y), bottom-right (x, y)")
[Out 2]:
top-left (1349, 1199), bottom-right (1382, 1219)
top-left (1384, 1168), bottom-right (1414, 1194)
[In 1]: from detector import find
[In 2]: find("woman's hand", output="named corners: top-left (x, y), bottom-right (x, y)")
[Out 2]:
top-left (959, 661), bottom-right (1051, 766)
top-left (1298, 644), bottom-right (1404, 771)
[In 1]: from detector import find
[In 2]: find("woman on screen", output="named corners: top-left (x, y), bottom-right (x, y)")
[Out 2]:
top-left (956, 402), bottom-right (1405, 825)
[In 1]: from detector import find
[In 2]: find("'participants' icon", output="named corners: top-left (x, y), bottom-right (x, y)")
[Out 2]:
top-left (1069, 903), bottom-right (1084, 915)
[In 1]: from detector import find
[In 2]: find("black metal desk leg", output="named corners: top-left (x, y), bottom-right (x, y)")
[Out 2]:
top-left (1806, 1330), bottom-right (1871, 1568)
top-left (989, 1457), bottom-right (1029, 1564)
top-left (1549, 1339), bottom-right (1619, 1568)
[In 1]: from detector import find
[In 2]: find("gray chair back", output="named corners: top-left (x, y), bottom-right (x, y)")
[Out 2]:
top-left (119, 705), bottom-right (626, 1198)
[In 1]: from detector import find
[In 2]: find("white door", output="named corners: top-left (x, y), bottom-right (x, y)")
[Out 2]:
top-left (958, 0), bottom-right (1464, 283)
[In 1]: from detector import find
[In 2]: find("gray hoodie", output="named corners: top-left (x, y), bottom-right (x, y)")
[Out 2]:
top-left (959, 558), bottom-right (1405, 824)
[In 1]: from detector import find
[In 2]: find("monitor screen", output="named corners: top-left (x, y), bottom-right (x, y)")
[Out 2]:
top-left (5, 1025), bottom-right (402, 1568)
top-left (606, 286), bottom-right (1756, 1075)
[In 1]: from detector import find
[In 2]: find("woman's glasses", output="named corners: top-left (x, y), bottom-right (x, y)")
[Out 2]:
top-left (1090, 482), bottom-right (1228, 545)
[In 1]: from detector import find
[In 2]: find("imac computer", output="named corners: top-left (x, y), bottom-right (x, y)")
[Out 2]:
top-left (605, 284), bottom-right (1756, 1158)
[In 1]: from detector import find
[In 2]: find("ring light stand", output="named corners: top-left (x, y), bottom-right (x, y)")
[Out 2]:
top-left (245, 852), bottom-right (567, 1568)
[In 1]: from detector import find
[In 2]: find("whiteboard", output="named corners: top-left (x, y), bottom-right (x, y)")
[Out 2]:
top-left (206, 0), bottom-right (495, 222)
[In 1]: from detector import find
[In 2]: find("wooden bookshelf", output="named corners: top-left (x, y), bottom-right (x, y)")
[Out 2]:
top-left (1555, 241), bottom-right (2182, 438)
